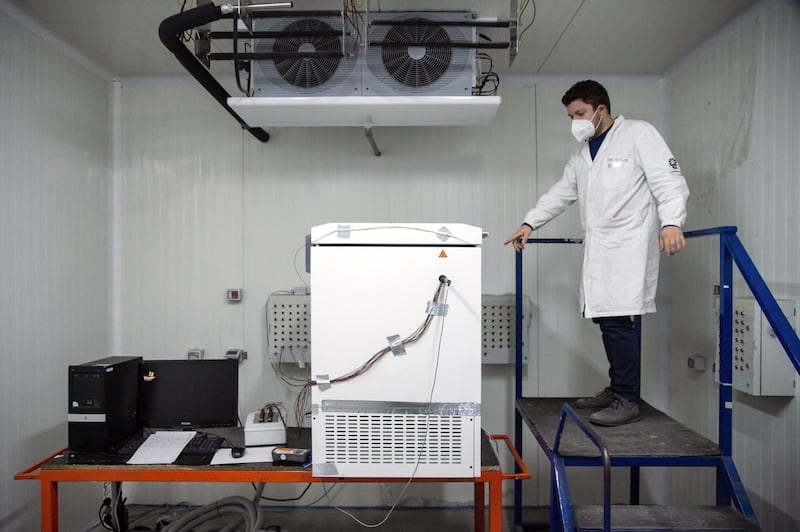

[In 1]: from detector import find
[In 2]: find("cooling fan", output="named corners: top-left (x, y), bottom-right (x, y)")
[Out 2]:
top-left (381, 18), bottom-right (452, 87)
top-left (364, 12), bottom-right (474, 96)
top-left (252, 16), bottom-right (359, 97)
top-left (272, 18), bottom-right (341, 88)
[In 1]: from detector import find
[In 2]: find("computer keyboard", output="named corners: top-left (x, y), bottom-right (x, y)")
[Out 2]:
top-left (114, 431), bottom-right (224, 453)
top-left (181, 433), bottom-right (225, 454)
top-left (68, 431), bottom-right (227, 465)
top-left (115, 433), bottom-right (147, 455)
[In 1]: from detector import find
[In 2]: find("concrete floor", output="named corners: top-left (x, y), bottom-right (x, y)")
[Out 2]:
top-left (100, 504), bottom-right (550, 531)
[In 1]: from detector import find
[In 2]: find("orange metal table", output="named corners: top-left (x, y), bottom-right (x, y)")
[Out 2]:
top-left (16, 434), bottom-right (528, 532)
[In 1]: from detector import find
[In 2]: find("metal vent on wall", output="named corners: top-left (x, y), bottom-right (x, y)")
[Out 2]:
top-left (323, 413), bottom-right (463, 465)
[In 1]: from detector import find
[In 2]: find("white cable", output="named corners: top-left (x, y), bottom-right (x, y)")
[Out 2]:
top-left (310, 225), bottom-right (472, 245)
top-left (303, 482), bottom-right (342, 507)
top-left (327, 306), bottom-right (448, 528)
top-left (293, 243), bottom-right (309, 287)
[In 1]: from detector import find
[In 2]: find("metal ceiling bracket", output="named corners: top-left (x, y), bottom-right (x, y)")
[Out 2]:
top-left (509, 0), bottom-right (519, 66)
top-left (364, 127), bottom-right (381, 157)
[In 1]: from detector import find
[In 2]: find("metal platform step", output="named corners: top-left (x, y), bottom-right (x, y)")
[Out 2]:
top-left (516, 397), bottom-right (721, 459)
top-left (574, 505), bottom-right (758, 532)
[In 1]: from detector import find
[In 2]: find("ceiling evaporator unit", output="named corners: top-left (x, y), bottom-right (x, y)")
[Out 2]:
top-left (159, 2), bottom-right (518, 149)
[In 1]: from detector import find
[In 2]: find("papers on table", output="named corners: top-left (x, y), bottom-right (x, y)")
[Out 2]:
top-left (126, 431), bottom-right (197, 465)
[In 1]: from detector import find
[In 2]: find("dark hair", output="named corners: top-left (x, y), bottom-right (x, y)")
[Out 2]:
top-left (561, 80), bottom-right (611, 114)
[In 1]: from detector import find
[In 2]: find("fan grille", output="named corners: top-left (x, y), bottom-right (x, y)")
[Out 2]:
top-left (381, 18), bottom-right (452, 88)
top-left (273, 19), bottom-right (342, 88)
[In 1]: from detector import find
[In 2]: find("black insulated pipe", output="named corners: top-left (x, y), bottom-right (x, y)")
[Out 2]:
top-left (369, 41), bottom-right (510, 49)
top-left (158, 2), bottom-right (269, 143)
top-left (220, 10), bottom-right (341, 18)
top-left (210, 30), bottom-right (343, 39)
top-left (370, 20), bottom-right (513, 28)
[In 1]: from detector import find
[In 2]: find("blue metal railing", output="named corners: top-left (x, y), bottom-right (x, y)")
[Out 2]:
top-left (513, 226), bottom-right (798, 529)
top-left (513, 238), bottom-right (583, 526)
top-left (553, 403), bottom-right (612, 532)
top-left (684, 226), bottom-right (800, 370)
top-left (684, 227), bottom-right (800, 458)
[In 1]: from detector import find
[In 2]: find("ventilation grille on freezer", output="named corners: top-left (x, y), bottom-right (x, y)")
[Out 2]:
top-left (323, 413), bottom-right (464, 465)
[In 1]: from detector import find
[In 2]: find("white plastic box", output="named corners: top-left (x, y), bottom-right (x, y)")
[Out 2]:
top-left (244, 411), bottom-right (287, 446)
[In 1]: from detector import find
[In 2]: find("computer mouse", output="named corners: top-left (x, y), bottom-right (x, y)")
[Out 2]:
top-left (231, 446), bottom-right (245, 459)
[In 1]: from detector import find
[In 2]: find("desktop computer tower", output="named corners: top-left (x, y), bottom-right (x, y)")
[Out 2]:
top-left (68, 356), bottom-right (142, 451)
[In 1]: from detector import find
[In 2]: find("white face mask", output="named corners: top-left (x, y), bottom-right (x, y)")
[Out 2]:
top-left (571, 108), bottom-right (601, 143)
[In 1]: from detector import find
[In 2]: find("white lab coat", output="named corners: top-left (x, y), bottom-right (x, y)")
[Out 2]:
top-left (523, 116), bottom-right (689, 318)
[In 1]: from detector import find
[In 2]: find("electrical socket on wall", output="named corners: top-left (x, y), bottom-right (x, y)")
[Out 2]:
top-left (688, 354), bottom-right (706, 371)
top-left (225, 349), bottom-right (247, 363)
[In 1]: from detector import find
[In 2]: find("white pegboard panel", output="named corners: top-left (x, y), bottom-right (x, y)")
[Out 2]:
top-left (482, 294), bottom-right (532, 364)
top-left (267, 293), bottom-right (310, 363)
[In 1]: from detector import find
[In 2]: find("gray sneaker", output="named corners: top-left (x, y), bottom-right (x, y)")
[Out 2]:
top-left (588, 397), bottom-right (641, 427)
top-left (575, 387), bottom-right (615, 409)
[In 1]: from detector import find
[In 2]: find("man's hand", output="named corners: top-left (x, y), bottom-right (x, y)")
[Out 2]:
top-left (660, 226), bottom-right (686, 256)
top-left (504, 225), bottom-right (533, 252)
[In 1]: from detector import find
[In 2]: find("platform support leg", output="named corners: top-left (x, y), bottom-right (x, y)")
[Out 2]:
top-left (550, 470), bottom-right (559, 531)
top-left (514, 412), bottom-right (523, 527)
top-left (41, 477), bottom-right (58, 532)
top-left (489, 476), bottom-right (503, 532)
top-left (551, 457), bottom-right (575, 532)
top-left (630, 466), bottom-right (640, 505)
top-left (719, 456), bottom-right (758, 521)
top-left (717, 236), bottom-right (734, 507)
top-left (475, 481), bottom-right (485, 532)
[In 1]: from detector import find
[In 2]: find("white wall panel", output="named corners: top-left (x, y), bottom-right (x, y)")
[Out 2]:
top-left (118, 78), bottom-right (244, 359)
top-left (0, 5), bottom-right (110, 531)
top-left (667, 1), bottom-right (800, 529)
top-left (4, 0), bottom-right (797, 525)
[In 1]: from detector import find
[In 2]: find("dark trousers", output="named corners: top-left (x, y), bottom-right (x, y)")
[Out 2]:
top-left (591, 316), bottom-right (641, 401)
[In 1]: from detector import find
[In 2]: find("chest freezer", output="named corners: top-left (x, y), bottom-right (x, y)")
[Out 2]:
top-left (310, 223), bottom-right (482, 478)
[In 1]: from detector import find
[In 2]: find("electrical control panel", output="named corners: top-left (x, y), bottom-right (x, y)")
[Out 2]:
top-left (720, 298), bottom-right (797, 396)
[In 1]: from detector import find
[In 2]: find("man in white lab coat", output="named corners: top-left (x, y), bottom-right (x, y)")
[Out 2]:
top-left (505, 80), bottom-right (689, 426)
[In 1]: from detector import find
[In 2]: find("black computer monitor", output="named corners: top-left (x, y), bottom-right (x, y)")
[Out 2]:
top-left (139, 359), bottom-right (239, 429)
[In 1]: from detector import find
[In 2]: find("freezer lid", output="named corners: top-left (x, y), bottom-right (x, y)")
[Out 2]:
top-left (310, 223), bottom-right (483, 246)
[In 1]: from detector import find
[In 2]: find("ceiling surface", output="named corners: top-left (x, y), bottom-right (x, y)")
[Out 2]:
top-left (5, 0), bottom-right (755, 78)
